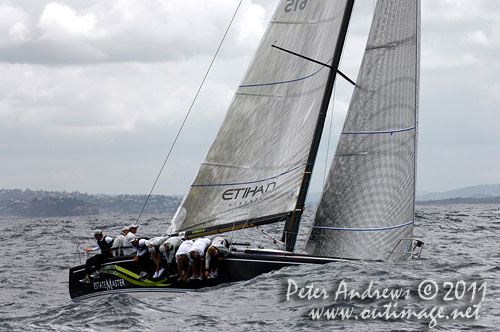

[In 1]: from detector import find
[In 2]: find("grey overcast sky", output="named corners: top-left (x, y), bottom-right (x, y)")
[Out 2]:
top-left (0, 0), bottom-right (499, 196)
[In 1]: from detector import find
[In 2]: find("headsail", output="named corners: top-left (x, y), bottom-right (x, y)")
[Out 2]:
top-left (306, 0), bottom-right (420, 260)
top-left (170, 0), bottom-right (353, 237)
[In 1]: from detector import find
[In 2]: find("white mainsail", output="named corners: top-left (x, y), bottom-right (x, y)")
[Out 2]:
top-left (306, 0), bottom-right (420, 260)
top-left (170, 0), bottom-right (352, 234)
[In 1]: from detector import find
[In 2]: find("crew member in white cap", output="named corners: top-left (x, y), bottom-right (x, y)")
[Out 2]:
top-left (111, 226), bottom-right (130, 256)
top-left (123, 224), bottom-right (139, 255)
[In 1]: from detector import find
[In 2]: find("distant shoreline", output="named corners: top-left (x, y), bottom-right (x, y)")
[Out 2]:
top-left (0, 188), bottom-right (181, 218)
top-left (416, 196), bottom-right (500, 206)
top-left (2, 187), bottom-right (500, 218)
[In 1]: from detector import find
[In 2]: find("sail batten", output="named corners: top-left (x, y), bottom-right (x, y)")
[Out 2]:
top-left (191, 163), bottom-right (309, 187)
top-left (312, 220), bottom-right (414, 232)
top-left (306, 0), bottom-right (420, 261)
top-left (342, 126), bottom-right (416, 135)
top-left (170, 0), bottom-right (353, 234)
top-left (238, 63), bottom-right (330, 88)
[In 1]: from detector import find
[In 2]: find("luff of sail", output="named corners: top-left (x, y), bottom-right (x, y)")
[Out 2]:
top-left (306, 0), bottom-right (420, 261)
top-left (170, 0), bottom-right (352, 235)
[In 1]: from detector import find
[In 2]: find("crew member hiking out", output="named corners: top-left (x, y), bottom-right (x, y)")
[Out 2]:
top-left (79, 229), bottom-right (114, 284)
top-left (146, 236), bottom-right (169, 278)
top-left (205, 236), bottom-right (230, 279)
top-left (158, 236), bottom-right (183, 278)
top-left (131, 238), bottom-right (151, 281)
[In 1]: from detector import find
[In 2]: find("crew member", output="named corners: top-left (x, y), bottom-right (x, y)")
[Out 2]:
top-left (146, 236), bottom-right (169, 278)
top-left (79, 229), bottom-right (114, 284)
top-left (157, 236), bottom-right (183, 277)
top-left (122, 224), bottom-right (138, 255)
top-left (205, 236), bottom-right (230, 279)
top-left (131, 237), bottom-right (150, 280)
top-left (188, 237), bottom-right (211, 280)
top-left (175, 239), bottom-right (193, 281)
top-left (111, 226), bottom-right (129, 256)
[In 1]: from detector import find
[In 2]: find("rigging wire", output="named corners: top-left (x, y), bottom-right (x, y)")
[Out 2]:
top-left (322, 82), bottom-right (336, 188)
top-left (135, 0), bottom-right (244, 225)
top-left (321, 0), bottom-right (356, 190)
top-left (229, 211), bottom-right (239, 250)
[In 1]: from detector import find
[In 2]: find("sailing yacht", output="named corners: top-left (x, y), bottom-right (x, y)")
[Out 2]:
top-left (69, 0), bottom-right (423, 300)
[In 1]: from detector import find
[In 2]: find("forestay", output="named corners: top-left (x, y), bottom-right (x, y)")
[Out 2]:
top-left (306, 0), bottom-right (420, 260)
top-left (170, 0), bottom-right (351, 234)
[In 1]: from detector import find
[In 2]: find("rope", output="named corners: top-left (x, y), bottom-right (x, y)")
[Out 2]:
top-left (135, 0), bottom-right (244, 224)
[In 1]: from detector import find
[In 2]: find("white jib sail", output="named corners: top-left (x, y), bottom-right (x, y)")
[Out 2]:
top-left (306, 0), bottom-right (420, 261)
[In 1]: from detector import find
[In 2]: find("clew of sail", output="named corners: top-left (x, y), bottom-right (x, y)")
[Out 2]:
top-left (306, 0), bottom-right (420, 261)
top-left (170, 0), bottom-right (352, 236)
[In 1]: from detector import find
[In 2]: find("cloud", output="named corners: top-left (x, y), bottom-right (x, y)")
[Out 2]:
top-left (0, 4), bottom-right (29, 46)
top-left (1, 0), bottom-right (500, 195)
top-left (38, 2), bottom-right (97, 40)
top-left (466, 30), bottom-right (490, 46)
top-left (0, 0), bottom-right (271, 64)
top-left (9, 22), bottom-right (30, 42)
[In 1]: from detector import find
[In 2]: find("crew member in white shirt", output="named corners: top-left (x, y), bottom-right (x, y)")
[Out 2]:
top-left (111, 226), bottom-right (129, 256)
top-left (146, 236), bottom-right (169, 278)
top-left (188, 237), bottom-right (211, 280)
top-left (122, 224), bottom-right (138, 255)
top-left (175, 240), bottom-right (193, 281)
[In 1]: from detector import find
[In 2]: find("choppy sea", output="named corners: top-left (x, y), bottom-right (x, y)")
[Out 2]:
top-left (0, 205), bottom-right (498, 331)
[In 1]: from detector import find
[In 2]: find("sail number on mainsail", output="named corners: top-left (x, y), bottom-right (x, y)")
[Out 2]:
top-left (285, 0), bottom-right (308, 12)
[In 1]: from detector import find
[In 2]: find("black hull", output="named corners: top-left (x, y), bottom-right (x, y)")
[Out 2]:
top-left (69, 250), bottom-right (347, 300)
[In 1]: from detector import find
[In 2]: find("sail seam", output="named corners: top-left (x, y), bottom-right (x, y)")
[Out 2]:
top-left (312, 220), bottom-right (414, 232)
top-left (235, 92), bottom-right (285, 98)
top-left (270, 11), bottom-right (343, 25)
top-left (238, 59), bottom-right (332, 88)
top-left (342, 126), bottom-right (415, 135)
top-left (191, 162), bottom-right (310, 187)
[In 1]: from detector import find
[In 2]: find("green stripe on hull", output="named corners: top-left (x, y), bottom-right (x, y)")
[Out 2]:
top-left (101, 264), bottom-right (173, 287)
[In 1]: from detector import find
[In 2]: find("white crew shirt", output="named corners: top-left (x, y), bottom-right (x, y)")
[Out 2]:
top-left (188, 238), bottom-right (212, 259)
top-left (175, 240), bottom-right (193, 263)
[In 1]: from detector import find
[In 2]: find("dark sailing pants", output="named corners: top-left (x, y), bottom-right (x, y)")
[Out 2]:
top-left (85, 253), bottom-right (111, 275)
top-left (136, 252), bottom-right (150, 272)
top-left (209, 253), bottom-right (224, 270)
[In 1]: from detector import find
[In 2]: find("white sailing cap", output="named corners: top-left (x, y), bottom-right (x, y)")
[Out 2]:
top-left (93, 229), bottom-right (103, 236)
top-left (128, 224), bottom-right (139, 229)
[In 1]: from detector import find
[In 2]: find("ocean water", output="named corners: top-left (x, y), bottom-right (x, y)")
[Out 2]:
top-left (0, 205), bottom-right (498, 331)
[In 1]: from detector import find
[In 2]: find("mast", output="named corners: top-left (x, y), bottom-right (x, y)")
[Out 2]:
top-left (412, 0), bottom-right (421, 226)
top-left (282, 0), bottom-right (355, 252)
